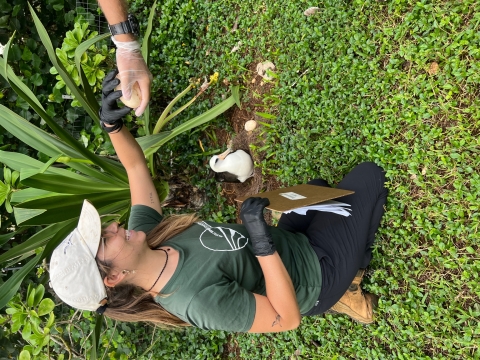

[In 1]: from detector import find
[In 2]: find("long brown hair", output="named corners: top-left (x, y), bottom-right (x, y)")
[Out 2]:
top-left (96, 213), bottom-right (198, 328)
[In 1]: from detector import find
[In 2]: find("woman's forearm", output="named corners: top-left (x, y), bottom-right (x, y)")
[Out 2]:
top-left (258, 253), bottom-right (301, 328)
top-left (107, 126), bottom-right (146, 172)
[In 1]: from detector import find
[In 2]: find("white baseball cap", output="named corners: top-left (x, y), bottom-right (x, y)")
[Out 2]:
top-left (49, 200), bottom-right (107, 312)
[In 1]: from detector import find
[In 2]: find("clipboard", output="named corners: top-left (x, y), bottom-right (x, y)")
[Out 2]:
top-left (235, 184), bottom-right (354, 212)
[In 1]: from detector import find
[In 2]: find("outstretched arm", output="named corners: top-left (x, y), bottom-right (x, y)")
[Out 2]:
top-left (100, 70), bottom-right (161, 214)
top-left (97, 0), bottom-right (151, 116)
top-left (240, 198), bottom-right (301, 333)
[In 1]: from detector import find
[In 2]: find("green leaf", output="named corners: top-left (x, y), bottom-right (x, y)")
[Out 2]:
top-left (21, 173), bottom-right (128, 194)
top-left (37, 298), bottom-right (55, 316)
top-left (0, 221), bottom-right (73, 264)
top-left (11, 312), bottom-right (27, 332)
top-left (136, 132), bottom-right (171, 152)
top-left (232, 86), bottom-right (241, 109)
top-left (0, 231), bottom-right (16, 247)
top-left (26, 283), bottom-right (34, 303)
top-left (153, 84), bottom-right (194, 133)
top-left (74, 32), bottom-right (109, 108)
top-left (22, 322), bottom-right (32, 341)
top-left (30, 74), bottom-right (43, 87)
top-left (19, 350), bottom-right (31, 360)
top-left (0, 106), bottom-right (128, 183)
top-left (0, 255), bottom-right (41, 310)
top-left (0, 181), bottom-right (8, 204)
top-left (27, 287), bottom-right (35, 307)
top-left (5, 198), bottom-right (13, 213)
top-left (255, 112), bottom-right (277, 120)
top-left (92, 54), bottom-right (106, 67)
top-left (0, 15), bottom-right (10, 28)
top-left (89, 313), bottom-right (104, 360)
top-left (29, 333), bottom-right (45, 347)
top-left (28, 4), bottom-right (99, 123)
top-left (14, 208), bottom-right (47, 225)
top-left (55, 48), bottom-right (68, 65)
top-left (32, 342), bottom-right (42, 356)
top-left (0, 151), bottom-right (99, 183)
top-left (11, 170), bottom-right (20, 186)
top-left (5, 307), bottom-right (19, 315)
top-left (11, 188), bottom-right (58, 204)
top-left (33, 285), bottom-right (45, 307)
top-left (32, 54), bottom-right (41, 69)
top-left (4, 167), bottom-right (12, 184)
top-left (142, 88), bottom-right (239, 156)
top-left (15, 194), bottom-right (130, 226)
top-left (0, 35), bottom-right (46, 115)
top-left (21, 47), bottom-right (33, 61)
top-left (46, 312), bottom-right (55, 328)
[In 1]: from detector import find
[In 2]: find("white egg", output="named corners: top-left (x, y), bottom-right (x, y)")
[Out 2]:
top-left (115, 75), bottom-right (142, 109)
top-left (245, 120), bottom-right (257, 132)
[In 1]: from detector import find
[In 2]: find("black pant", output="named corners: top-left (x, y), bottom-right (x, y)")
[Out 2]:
top-left (278, 162), bottom-right (388, 315)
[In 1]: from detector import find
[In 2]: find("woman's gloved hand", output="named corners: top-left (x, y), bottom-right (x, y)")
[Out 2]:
top-left (99, 69), bottom-right (132, 133)
top-left (240, 197), bottom-right (276, 256)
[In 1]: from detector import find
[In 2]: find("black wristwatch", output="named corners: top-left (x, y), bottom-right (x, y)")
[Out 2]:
top-left (108, 14), bottom-right (140, 37)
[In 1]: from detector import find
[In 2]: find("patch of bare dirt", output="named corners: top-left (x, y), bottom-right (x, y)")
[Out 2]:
top-left (212, 62), bottom-right (284, 223)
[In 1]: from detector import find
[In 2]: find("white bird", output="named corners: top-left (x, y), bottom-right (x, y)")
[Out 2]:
top-left (209, 148), bottom-right (254, 183)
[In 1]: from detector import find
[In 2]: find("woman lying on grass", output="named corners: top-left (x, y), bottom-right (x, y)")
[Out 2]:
top-left (49, 70), bottom-right (388, 332)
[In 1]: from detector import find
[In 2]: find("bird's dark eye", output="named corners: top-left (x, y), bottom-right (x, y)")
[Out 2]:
top-left (215, 158), bottom-right (219, 163)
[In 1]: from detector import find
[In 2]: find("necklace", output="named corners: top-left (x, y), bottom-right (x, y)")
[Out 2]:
top-left (147, 249), bottom-right (168, 292)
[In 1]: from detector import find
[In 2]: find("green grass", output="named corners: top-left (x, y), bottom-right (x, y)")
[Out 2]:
top-left (123, 0), bottom-right (480, 358)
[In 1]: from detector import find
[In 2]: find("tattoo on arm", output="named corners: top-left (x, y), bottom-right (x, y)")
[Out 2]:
top-left (271, 314), bottom-right (282, 327)
top-left (149, 192), bottom-right (155, 204)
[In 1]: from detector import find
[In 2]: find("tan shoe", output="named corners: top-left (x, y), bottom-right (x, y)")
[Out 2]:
top-left (329, 269), bottom-right (378, 324)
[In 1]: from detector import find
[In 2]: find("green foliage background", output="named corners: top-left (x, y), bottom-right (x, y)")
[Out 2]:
top-left (1, 0), bottom-right (480, 358)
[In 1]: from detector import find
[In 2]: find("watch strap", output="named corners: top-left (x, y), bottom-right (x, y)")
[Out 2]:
top-left (108, 14), bottom-right (139, 37)
top-left (109, 22), bottom-right (133, 36)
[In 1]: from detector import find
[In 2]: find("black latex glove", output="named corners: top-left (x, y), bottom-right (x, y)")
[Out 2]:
top-left (99, 69), bottom-right (132, 131)
top-left (240, 197), bottom-right (276, 256)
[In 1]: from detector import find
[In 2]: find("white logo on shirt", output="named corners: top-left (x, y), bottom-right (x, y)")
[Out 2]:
top-left (196, 221), bottom-right (248, 251)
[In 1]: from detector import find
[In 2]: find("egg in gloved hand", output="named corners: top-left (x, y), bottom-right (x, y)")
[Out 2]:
top-left (115, 75), bottom-right (142, 109)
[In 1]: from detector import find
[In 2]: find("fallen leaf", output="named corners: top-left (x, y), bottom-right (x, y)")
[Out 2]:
top-left (421, 167), bottom-right (427, 175)
top-left (256, 61), bottom-right (276, 80)
top-left (410, 174), bottom-right (417, 180)
top-left (304, 7), bottom-right (320, 16)
top-left (428, 62), bottom-right (439, 75)
top-left (231, 16), bottom-right (240, 32)
top-left (230, 41), bottom-right (242, 53)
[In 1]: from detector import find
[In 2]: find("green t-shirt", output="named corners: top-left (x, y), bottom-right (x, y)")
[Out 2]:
top-left (128, 205), bottom-right (322, 332)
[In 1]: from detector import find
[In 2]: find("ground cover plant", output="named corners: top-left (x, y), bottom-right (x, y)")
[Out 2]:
top-left (131, 0), bottom-right (479, 358)
top-left (1, 0), bottom-right (479, 358)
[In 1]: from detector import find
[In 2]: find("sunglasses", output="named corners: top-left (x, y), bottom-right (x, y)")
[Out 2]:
top-left (99, 216), bottom-right (125, 263)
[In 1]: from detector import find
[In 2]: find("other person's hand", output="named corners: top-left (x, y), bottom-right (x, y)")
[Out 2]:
top-left (99, 69), bottom-right (132, 132)
top-left (113, 38), bottom-right (152, 117)
top-left (240, 197), bottom-right (276, 256)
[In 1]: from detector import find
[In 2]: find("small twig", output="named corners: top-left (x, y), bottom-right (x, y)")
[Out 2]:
top-left (139, 326), bottom-right (162, 358)
top-left (100, 320), bottom-right (118, 360)
top-left (150, 326), bottom-right (157, 346)
top-left (290, 68), bottom-right (311, 88)
top-left (50, 334), bottom-right (75, 360)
